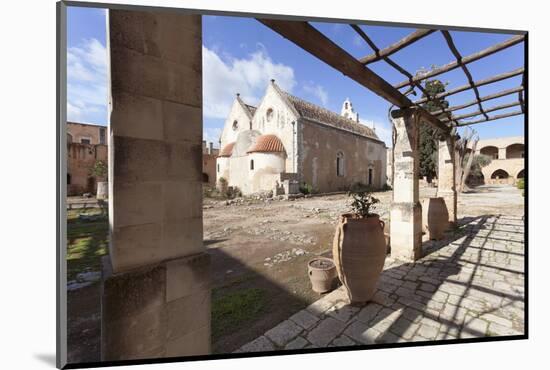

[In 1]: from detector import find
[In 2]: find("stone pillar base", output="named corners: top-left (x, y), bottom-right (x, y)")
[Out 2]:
top-left (390, 202), bottom-right (423, 261)
top-left (437, 189), bottom-right (457, 226)
top-left (101, 252), bottom-right (211, 361)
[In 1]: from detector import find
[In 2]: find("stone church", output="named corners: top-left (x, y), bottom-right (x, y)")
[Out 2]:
top-left (216, 80), bottom-right (387, 195)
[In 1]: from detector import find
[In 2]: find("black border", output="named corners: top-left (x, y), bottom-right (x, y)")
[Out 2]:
top-left (57, 1), bottom-right (528, 369)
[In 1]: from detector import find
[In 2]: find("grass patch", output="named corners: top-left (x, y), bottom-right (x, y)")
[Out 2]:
top-left (212, 287), bottom-right (268, 342)
top-left (67, 209), bottom-right (109, 282)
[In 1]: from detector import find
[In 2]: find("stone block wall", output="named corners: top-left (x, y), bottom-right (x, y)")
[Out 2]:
top-left (102, 9), bottom-right (209, 361)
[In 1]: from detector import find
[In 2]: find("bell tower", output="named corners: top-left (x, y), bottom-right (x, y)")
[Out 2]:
top-left (341, 98), bottom-right (359, 122)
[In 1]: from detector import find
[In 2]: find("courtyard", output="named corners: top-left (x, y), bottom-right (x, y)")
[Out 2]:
top-left (66, 183), bottom-right (524, 361)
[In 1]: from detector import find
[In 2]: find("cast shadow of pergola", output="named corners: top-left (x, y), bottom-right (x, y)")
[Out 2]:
top-left (339, 213), bottom-right (524, 344)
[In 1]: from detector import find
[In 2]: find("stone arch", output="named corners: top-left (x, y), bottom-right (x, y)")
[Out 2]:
top-left (480, 145), bottom-right (498, 159)
top-left (517, 169), bottom-right (525, 179)
top-left (506, 143), bottom-right (524, 159)
top-left (202, 173), bottom-right (209, 183)
top-left (491, 169), bottom-right (509, 179)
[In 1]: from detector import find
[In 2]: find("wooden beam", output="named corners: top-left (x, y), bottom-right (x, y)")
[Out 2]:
top-left (358, 29), bottom-right (435, 64)
top-left (395, 34), bottom-right (525, 89)
top-left (456, 110), bottom-right (523, 126)
top-left (441, 30), bottom-right (488, 120)
top-left (414, 67), bottom-right (524, 104)
top-left (431, 86), bottom-right (523, 115)
top-left (442, 101), bottom-right (521, 122)
top-left (258, 18), bottom-right (450, 133)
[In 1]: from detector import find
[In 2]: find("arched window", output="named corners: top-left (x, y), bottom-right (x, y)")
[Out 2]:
top-left (232, 120), bottom-right (239, 130)
top-left (336, 151), bottom-right (345, 177)
top-left (202, 173), bottom-right (209, 183)
top-left (217, 164), bottom-right (220, 173)
top-left (266, 108), bottom-right (274, 122)
top-left (506, 143), bottom-right (524, 159)
top-left (480, 146), bottom-right (499, 160)
top-left (250, 159), bottom-right (254, 170)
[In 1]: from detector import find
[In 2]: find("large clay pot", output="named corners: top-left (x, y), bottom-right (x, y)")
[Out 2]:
top-left (307, 257), bottom-right (337, 293)
top-left (332, 214), bottom-right (386, 304)
top-left (421, 197), bottom-right (449, 240)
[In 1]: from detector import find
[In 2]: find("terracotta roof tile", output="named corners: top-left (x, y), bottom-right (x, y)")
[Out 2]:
top-left (280, 90), bottom-right (379, 140)
top-left (247, 134), bottom-right (285, 153)
top-left (219, 142), bottom-right (235, 157)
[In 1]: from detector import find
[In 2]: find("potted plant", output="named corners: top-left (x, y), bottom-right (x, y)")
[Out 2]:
top-left (90, 160), bottom-right (108, 199)
top-left (332, 187), bottom-right (386, 304)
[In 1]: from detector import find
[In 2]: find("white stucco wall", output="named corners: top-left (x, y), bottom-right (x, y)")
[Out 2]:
top-left (251, 84), bottom-right (299, 173)
top-left (220, 98), bottom-right (254, 147)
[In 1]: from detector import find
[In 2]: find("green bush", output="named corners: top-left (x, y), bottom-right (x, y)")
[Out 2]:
top-left (517, 178), bottom-right (525, 190)
top-left (299, 182), bottom-right (313, 195)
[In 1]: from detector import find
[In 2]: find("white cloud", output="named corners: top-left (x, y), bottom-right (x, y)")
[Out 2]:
top-left (67, 38), bottom-right (108, 124)
top-left (202, 45), bottom-right (296, 119)
top-left (360, 117), bottom-right (393, 147)
top-left (303, 82), bottom-right (329, 106)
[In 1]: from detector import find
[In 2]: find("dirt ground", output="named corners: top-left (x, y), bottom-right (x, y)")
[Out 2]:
top-left (66, 184), bottom-right (525, 361)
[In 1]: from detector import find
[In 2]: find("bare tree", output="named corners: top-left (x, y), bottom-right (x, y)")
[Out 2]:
top-left (454, 127), bottom-right (479, 193)
top-left (460, 133), bottom-right (479, 192)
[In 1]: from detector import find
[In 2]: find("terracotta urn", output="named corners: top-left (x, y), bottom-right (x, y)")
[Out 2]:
top-left (307, 257), bottom-right (337, 293)
top-left (332, 213), bottom-right (386, 304)
top-left (421, 197), bottom-right (449, 240)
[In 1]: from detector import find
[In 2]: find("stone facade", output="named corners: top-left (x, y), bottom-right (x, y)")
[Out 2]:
top-left (472, 136), bottom-right (524, 185)
top-left (217, 80), bottom-right (387, 195)
top-left (66, 122), bottom-right (107, 195)
top-left (67, 121), bottom-right (107, 145)
top-left (67, 141), bottom-right (107, 195)
top-left (102, 10), bottom-right (209, 361)
top-left (202, 141), bottom-right (218, 185)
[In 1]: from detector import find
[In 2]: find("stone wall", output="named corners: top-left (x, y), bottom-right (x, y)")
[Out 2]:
top-left (300, 119), bottom-right (387, 193)
top-left (202, 153), bottom-right (217, 185)
top-left (67, 143), bottom-right (107, 195)
top-left (102, 10), bottom-right (209, 360)
top-left (67, 121), bottom-right (106, 144)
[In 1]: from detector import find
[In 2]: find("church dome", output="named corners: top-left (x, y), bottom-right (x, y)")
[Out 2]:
top-left (218, 142), bottom-right (235, 157)
top-left (247, 134), bottom-right (286, 154)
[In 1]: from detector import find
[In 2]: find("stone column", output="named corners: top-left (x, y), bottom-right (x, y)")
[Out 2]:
top-left (390, 108), bottom-right (422, 261)
top-left (498, 147), bottom-right (507, 160)
top-left (436, 136), bottom-right (457, 225)
top-left (101, 10), bottom-right (210, 361)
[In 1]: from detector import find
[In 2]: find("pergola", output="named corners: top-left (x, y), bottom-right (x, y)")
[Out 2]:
top-left (98, 9), bottom-right (526, 362)
top-left (259, 19), bottom-right (525, 260)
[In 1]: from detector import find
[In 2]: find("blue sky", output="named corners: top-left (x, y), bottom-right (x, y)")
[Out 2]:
top-left (67, 7), bottom-right (525, 147)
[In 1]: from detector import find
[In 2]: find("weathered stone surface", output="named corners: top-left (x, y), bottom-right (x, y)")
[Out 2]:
top-left (289, 309), bottom-right (320, 330)
top-left (237, 336), bottom-right (276, 353)
top-left (265, 320), bottom-right (303, 347)
top-left (344, 321), bottom-right (381, 344)
top-left (284, 336), bottom-right (309, 350)
top-left (307, 317), bottom-right (347, 347)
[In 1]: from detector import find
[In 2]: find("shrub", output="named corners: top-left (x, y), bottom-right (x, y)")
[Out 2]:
top-left (516, 178), bottom-right (525, 190)
top-left (348, 189), bottom-right (380, 218)
top-left (89, 160), bottom-right (108, 180)
top-left (299, 182), bottom-right (313, 195)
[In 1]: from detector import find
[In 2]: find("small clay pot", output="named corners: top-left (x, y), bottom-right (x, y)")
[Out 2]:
top-left (308, 257), bottom-right (337, 293)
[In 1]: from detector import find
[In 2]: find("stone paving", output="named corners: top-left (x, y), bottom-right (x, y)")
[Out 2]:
top-left (235, 214), bottom-right (525, 352)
